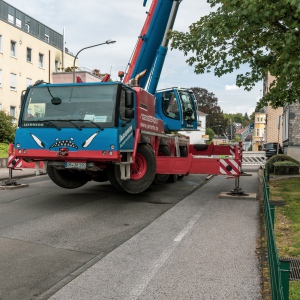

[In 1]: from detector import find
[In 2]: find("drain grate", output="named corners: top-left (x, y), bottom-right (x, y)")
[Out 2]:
top-left (282, 258), bottom-right (300, 281)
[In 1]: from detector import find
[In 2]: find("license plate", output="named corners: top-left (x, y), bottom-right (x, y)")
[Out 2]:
top-left (65, 162), bottom-right (86, 169)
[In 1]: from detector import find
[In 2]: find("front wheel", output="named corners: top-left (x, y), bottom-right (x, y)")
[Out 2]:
top-left (47, 166), bottom-right (90, 189)
top-left (108, 144), bottom-right (156, 194)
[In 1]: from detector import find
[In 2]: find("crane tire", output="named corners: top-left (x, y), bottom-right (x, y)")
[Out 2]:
top-left (152, 145), bottom-right (170, 185)
top-left (92, 171), bottom-right (108, 182)
top-left (47, 165), bottom-right (89, 189)
top-left (108, 144), bottom-right (156, 194)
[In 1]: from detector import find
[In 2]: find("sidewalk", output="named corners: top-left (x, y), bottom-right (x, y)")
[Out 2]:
top-left (44, 172), bottom-right (261, 300)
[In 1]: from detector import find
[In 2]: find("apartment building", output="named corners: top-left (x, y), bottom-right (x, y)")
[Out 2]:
top-left (0, 0), bottom-right (74, 120)
top-left (252, 109), bottom-right (266, 151)
top-left (282, 103), bottom-right (300, 161)
top-left (263, 73), bottom-right (283, 145)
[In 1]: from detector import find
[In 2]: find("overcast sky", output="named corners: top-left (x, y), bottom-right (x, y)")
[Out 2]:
top-left (8, 0), bottom-right (262, 116)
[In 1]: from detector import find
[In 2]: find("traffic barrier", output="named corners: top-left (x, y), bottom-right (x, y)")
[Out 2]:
top-left (7, 144), bottom-right (47, 175)
top-left (242, 151), bottom-right (266, 167)
top-left (219, 158), bottom-right (241, 175)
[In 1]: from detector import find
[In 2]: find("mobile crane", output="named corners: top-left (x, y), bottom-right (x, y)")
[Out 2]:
top-left (12, 0), bottom-right (242, 194)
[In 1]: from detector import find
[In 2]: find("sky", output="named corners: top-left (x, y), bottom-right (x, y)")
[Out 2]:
top-left (8, 0), bottom-right (262, 116)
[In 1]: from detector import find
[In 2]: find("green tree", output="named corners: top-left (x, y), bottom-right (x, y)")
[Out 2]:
top-left (192, 87), bottom-right (228, 134)
top-left (170, 1), bottom-right (300, 109)
top-left (0, 111), bottom-right (16, 143)
top-left (206, 127), bottom-right (215, 143)
top-left (232, 134), bottom-right (241, 143)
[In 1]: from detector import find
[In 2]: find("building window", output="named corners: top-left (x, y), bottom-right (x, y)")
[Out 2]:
top-left (10, 73), bottom-right (17, 90)
top-left (8, 14), bottom-right (14, 24)
top-left (16, 18), bottom-right (21, 28)
top-left (256, 128), bottom-right (259, 137)
top-left (27, 48), bottom-right (32, 62)
top-left (38, 53), bottom-right (44, 68)
top-left (0, 103), bottom-right (2, 111)
top-left (55, 60), bottom-right (60, 72)
top-left (26, 78), bottom-right (32, 87)
top-left (0, 35), bottom-right (2, 52)
top-left (25, 23), bottom-right (30, 33)
top-left (10, 106), bottom-right (17, 122)
top-left (11, 41), bottom-right (17, 57)
top-left (45, 34), bottom-right (49, 43)
top-left (0, 69), bottom-right (2, 87)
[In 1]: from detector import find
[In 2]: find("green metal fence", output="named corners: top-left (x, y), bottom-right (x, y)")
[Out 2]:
top-left (263, 171), bottom-right (290, 300)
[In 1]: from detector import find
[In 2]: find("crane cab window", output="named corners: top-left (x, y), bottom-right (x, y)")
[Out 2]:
top-left (162, 91), bottom-right (179, 120)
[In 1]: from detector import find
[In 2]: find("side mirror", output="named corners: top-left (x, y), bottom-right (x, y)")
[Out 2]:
top-left (125, 90), bottom-right (134, 108)
top-left (20, 90), bottom-right (27, 106)
top-left (125, 109), bottom-right (134, 119)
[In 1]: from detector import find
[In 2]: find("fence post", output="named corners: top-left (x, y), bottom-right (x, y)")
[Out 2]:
top-left (270, 204), bottom-right (275, 230)
top-left (279, 258), bottom-right (290, 300)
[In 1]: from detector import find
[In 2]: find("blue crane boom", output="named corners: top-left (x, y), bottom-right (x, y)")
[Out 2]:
top-left (124, 0), bottom-right (181, 94)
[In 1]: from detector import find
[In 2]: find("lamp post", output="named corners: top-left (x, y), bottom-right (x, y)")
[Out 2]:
top-left (72, 39), bottom-right (116, 83)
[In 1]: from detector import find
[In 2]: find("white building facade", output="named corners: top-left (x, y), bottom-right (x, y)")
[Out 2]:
top-left (0, 0), bottom-right (74, 120)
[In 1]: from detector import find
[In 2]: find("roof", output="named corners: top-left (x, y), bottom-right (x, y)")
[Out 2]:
top-left (197, 111), bottom-right (207, 116)
top-left (236, 128), bottom-right (247, 134)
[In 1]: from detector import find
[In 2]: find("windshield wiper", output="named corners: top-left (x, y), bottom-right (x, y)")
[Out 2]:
top-left (48, 119), bottom-right (84, 131)
top-left (46, 121), bottom-right (61, 130)
top-left (69, 120), bottom-right (83, 131)
top-left (89, 121), bottom-right (104, 131)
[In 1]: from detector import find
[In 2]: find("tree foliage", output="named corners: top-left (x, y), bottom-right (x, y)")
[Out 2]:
top-left (192, 87), bottom-right (228, 134)
top-left (0, 111), bottom-right (16, 143)
top-left (170, 1), bottom-right (300, 108)
top-left (205, 127), bottom-right (215, 142)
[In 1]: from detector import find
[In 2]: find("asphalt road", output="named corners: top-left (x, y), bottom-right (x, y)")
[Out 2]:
top-left (0, 174), bottom-right (209, 300)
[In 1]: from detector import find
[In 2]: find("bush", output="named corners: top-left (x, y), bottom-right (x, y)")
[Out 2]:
top-left (265, 154), bottom-right (300, 173)
top-left (0, 143), bottom-right (8, 158)
top-left (273, 161), bottom-right (299, 175)
top-left (0, 111), bottom-right (16, 143)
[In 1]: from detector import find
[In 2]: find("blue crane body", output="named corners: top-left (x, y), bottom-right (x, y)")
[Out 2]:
top-left (11, 0), bottom-right (243, 194)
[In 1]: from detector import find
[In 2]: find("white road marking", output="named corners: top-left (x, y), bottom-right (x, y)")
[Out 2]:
top-left (128, 206), bottom-right (207, 299)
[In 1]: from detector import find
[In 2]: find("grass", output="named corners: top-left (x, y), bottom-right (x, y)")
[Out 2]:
top-left (0, 143), bottom-right (8, 158)
top-left (269, 177), bottom-right (300, 299)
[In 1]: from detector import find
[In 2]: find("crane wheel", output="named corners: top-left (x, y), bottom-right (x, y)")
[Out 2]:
top-left (108, 144), bottom-right (156, 194)
top-left (152, 145), bottom-right (170, 185)
top-left (92, 171), bottom-right (109, 182)
top-left (47, 165), bottom-right (90, 189)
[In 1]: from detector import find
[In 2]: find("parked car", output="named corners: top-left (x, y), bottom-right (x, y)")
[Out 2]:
top-left (262, 143), bottom-right (283, 158)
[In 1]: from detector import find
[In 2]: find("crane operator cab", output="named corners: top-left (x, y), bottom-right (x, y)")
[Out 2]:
top-left (155, 88), bottom-right (197, 132)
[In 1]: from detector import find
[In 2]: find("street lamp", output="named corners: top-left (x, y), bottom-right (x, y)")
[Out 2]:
top-left (72, 39), bottom-right (116, 83)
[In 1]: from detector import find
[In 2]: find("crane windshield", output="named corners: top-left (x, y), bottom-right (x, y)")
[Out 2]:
top-left (21, 84), bottom-right (118, 128)
top-left (178, 90), bottom-right (196, 121)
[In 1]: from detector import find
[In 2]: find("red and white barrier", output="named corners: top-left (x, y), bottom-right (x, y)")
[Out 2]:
top-left (219, 158), bottom-right (241, 175)
top-left (7, 144), bottom-right (46, 175)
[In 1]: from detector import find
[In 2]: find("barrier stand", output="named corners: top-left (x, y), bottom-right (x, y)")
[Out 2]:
top-left (0, 144), bottom-right (29, 189)
top-left (0, 166), bottom-right (29, 189)
top-left (219, 145), bottom-right (257, 199)
top-left (227, 175), bottom-right (249, 196)
top-left (226, 145), bottom-right (248, 196)
top-left (1, 167), bottom-right (18, 186)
